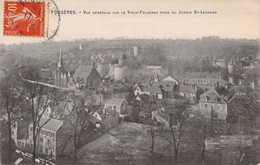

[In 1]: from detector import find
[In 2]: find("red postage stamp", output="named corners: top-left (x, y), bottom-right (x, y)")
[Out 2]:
top-left (3, 0), bottom-right (46, 37)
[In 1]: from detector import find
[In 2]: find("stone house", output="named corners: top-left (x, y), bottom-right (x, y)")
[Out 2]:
top-left (28, 118), bottom-right (63, 159)
top-left (104, 98), bottom-right (129, 118)
top-left (199, 87), bottom-right (234, 120)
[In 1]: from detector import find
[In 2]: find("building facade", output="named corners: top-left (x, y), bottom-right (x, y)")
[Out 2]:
top-left (28, 118), bottom-right (63, 159)
top-left (199, 89), bottom-right (228, 120)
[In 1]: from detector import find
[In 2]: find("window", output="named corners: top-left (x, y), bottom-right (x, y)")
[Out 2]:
top-left (30, 127), bottom-right (33, 131)
top-left (205, 104), bottom-right (208, 108)
top-left (48, 139), bottom-right (51, 145)
top-left (40, 137), bottom-right (43, 142)
top-left (11, 130), bottom-right (14, 136)
top-left (211, 109), bottom-right (218, 119)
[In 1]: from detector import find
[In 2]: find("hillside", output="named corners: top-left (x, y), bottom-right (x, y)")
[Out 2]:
top-left (77, 122), bottom-right (172, 165)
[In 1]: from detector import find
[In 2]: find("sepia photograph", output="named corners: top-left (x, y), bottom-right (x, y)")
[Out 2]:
top-left (0, 0), bottom-right (259, 164)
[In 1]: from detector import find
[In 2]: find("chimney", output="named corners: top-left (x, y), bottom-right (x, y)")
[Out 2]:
top-left (92, 62), bottom-right (96, 68)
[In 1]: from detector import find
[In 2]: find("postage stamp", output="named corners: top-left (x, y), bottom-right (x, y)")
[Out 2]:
top-left (3, 0), bottom-right (47, 37)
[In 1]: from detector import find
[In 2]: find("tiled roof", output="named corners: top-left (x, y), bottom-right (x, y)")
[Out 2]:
top-left (74, 65), bottom-right (93, 79)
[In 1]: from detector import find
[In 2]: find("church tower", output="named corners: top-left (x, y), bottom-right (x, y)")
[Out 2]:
top-left (57, 47), bottom-right (63, 69)
top-left (55, 47), bottom-right (66, 87)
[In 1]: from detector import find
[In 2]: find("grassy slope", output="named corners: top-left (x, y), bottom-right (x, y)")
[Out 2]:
top-left (77, 122), bottom-right (172, 165)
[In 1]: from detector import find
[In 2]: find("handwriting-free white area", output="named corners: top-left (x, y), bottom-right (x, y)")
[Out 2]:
top-left (0, 0), bottom-right (259, 45)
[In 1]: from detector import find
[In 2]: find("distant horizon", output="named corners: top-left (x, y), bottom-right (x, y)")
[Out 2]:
top-left (1, 36), bottom-right (259, 46)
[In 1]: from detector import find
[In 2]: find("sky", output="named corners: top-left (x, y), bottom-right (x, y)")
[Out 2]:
top-left (0, 0), bottom-right (259, 45)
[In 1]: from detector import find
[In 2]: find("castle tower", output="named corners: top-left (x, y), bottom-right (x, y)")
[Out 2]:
top-left (114, 54), bottom-right (128, 81)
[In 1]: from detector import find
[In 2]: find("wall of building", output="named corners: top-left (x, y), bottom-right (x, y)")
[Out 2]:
top-left (28, 125), bottom-right (57, 159)
top-left (181, 78), bottom-right (226, 86)
top-left (199, 102), bottom-right (227, 120)
top-left (101, 112), bottom-right (119, 130)
top-left (114, 66), bottom-right (126, 81)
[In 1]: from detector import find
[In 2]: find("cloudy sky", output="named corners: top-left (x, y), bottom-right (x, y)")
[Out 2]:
top-left (0, 0), bottom-right (259, 44)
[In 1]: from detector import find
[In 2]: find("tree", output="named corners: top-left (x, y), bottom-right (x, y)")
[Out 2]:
top-left (0, 135), bottom-right (17, 164)
top-left (158, 102), bottom-right (190, 163)
top-left (0, 73), bottom-right (22, 163)
top-left (227, 90), bottom-right (259, 134)
top-left (63, 93), bottom-right (98, 163)
top-left (148, 127), bottom-right (155, 164)
top-left (187, 113), bottom-right (210, 165)
top-left (19, 65), bottom-right (56, 164)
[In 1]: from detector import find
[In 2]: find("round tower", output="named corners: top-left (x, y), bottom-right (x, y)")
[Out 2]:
top-left (114, 66), bottom-right (125, 81)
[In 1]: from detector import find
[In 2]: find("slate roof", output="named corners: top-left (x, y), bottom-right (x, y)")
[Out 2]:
top-left (143, 87), bottom-right (162, 94)
top-left (135, 93), bottom-right (152, 103)
top-left (74, 65), bottom-right (93, 79)
top-left (163, 76), bottom-right (179, 84)
top-left (31, 118), bottom-right (63, 132)
top-left (182, 72), bottom-right (223, 79)
top-left (153, 81), bottom-right (176, 92)
top-left (105, 98), bottom-right (126, 106)
top-left (179, 85), bottom-right (196, 93)
top-left (231, 86), bottom-right (251, 96)
top-left (200, 89), bottom-right (226, 104)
